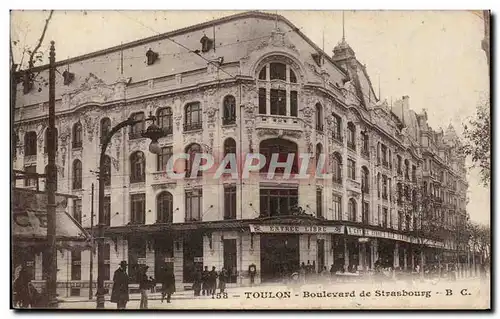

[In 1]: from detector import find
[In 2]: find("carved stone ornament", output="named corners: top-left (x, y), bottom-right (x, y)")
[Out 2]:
top-left (254, 28), bottom-right (298, 54)
top-left (257, 128), bottom-right (280, 137)
top-left (283, 130), bottom-right (303, 139)
top-left (205, 107), bottom-right (218, 121)
top-left (174, 114), bottom-right (182, 132)
top-left (304, 129), bottom-right (312, 153)
top-left (83, 113), bottom-right (95, 142)
top-left (246, 126), bottom-right (254, 153)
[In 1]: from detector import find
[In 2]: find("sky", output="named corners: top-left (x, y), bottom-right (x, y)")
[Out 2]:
top-left (9, 10), bottom-right (490, 225)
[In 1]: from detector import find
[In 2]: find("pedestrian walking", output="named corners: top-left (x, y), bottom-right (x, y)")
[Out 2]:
top-left (208, 266), bottom-right (218, 295)
top-left (160, 266), bottom-right (176, 303)
top-left (219, 268), bottom-right (228, 294)
top-left (193, 267), bottom-right (202, 297)
top-left (201, 266), bottom-right (209, 296)
top-left (138, 265), bottom-right (154, 309)
top-left (299, 262), bottom-right (306, 284)
top-left (14, 265), bottom-right (30, 308)
top-left (110, 261), bottom-right (130, 309)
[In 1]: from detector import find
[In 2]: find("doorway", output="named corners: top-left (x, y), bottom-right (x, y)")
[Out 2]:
top-left (260, 234), bottom-right (299, 282)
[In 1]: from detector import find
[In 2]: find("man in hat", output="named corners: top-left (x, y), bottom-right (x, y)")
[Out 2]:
top-left (138, 264), bottom-right (154, 309)
top-left (111, 261), bottom-right (129, 309)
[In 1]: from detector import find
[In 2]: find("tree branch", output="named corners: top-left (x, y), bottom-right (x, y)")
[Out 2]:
top-left (27, 10), bottom-right (53, 69)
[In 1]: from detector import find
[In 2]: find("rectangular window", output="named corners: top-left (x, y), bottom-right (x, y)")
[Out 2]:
top-left (73, 199), bottom-right (82, 224)
top-left (388, 178), bottom-right (392, 201)
top-left (332, 114), bottom-right (342, 141)
top-left (184, 102), bottom-right (202, 131)
top-left (270, 89), bottom-right (286, 116)
top-left (71, 251), bottom-right (82, 280)
top-left (258, 88), bottom-right (266, 114)
top-left (377, 205), bottom-right (381, 226)
top-left (130, 193), bottom-right (145, 224)
top-left (185, 189), bottom-right (202, 221)
top-left (157, 146), bottom-right (173, 171)
top-left (130, 112), bottom-right (145, 139)
top-left (361, 132), bottom-right (369, 156)
top-left (332, 194), bottom-right (342, 220)
top-left (382, 176), bottom-right (388, 200)
top-left (316, 188), bottom-right (323, 218)
top-left (381, 144), bottom-right (388, 167)
top-left (347, 159), bottom-right (356, 180)
top-left (362, 202), bottom-right (369, 225)
top-left (223, 239), bottom-right (238, 283)
top-left (24, 165), bottom-right (37, 187)
top-left (398, 211), bottom-right (403, 230)
top-left (103, 196), bottom-right (111, 226)
top-left (224, 185), bottom-right (237, 220)
top-left (382, 208), bottom-right (388, 228)
top-left (290, 91), bottom-right (298, 116)
top-left (412, 165), bottom-right (417, 182)
top-left (259, 188), bottom-right (298, 217)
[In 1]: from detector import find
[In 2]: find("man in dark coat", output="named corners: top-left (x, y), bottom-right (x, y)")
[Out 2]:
top-left (111, 260), bottom-right (129, 309)
top-left (160, 266), bottom-right (175, 303)
top-left (14, 266), bottom-right (30, 308)
top-left (192, 267), bottom-right (202, 297)
top-left (208, 266), bottom-right (218, 295)
top-left (218, 268), bottom-right (228, 294)
top-left (201, 266), bottom-right (209, 296)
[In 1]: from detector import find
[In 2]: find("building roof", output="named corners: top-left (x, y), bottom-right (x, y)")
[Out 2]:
top-left (27, 11), bottom-right (347, 77)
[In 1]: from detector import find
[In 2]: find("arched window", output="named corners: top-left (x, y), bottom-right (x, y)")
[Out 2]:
top-left (222, 95), bottom-right (236, 125)
top-left (103, 155), bottom-right (111, 186)
top-left (347, 122), bottom-right (356, 150)
top-left (156, 191), bottom-right (173, 223)
top-left (130, 151), bottom-right (145, 183)
top-left (72, 121), bottom-right (83, 148)
top-left (185, 143), bottom-right (203, 177)
top-left (361, 166), bottom-right (369, 193)
top-left (348, 198), bottom-right (357, 222)
top-left (44, 128), bottom-right (58, 153)
top-left (223, 138), bottom-right (236, 171)
top-left (257, 61), bottom-right (299, 117)
top-left (72, 159), bottom-right (82, 189)
top-left (397, 155), bottom-right (403, 175)
top-left (315, 142), bottom-right (323, 169)
top-left (332, 152), bottom-right (342, 184)
top-left (315, 103), bottom-right (323, 131)
top-left (100, 118), bottom-right (111, 144)
top-left (361, 131), bottom-right (369, 156)
top-left (259, 138), bottom-right (298, 174)
top-left (24, 131), bottom-right (37, 156)
top-left (184, 102), bottom-right (202, 131)
top-left (157, 107), bottom-right (173, 134)
top-left (44, 165), bottom-right (57, 191)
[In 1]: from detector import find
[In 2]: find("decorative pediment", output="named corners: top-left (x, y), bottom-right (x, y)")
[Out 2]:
top-left (63, 73), bottom-right (126, 108)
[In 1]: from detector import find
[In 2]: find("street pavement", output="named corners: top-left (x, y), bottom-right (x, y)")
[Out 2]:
top-left (57, 277), bottom-right (490, 310)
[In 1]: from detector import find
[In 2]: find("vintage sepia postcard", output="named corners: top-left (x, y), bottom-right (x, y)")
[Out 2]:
top-left (10, 10), bottom-right (490, 310)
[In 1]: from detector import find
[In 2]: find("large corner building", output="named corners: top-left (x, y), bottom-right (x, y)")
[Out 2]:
top-left (13, 11), bottom-right (470, 297)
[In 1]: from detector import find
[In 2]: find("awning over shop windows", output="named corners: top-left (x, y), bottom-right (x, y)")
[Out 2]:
top-left (13, 188), bottom-right (91, 251)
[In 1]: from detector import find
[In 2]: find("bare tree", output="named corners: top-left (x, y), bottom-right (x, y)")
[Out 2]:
top-left (10, 10), bottom-right (54, 158)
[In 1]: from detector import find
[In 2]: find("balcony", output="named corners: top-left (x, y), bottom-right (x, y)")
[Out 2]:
top-left (151, 171), bottom-right (176, 185)
top-left (128, 130), bottom-right (144, 140)
top-left (183, 122), bottom-right (203, 132)
top-left (222, 116), bottom-right (236, 126)
top-left (72, 141), bottom-right (82, 149)
top-left (254, 114), bottom-right (303, 132)
top-left (332, 133), bottom-right (343, 145)
top-left (361, 149), bottom-right (370, 159)
top-left (347, 142), bottom-right (356, 152)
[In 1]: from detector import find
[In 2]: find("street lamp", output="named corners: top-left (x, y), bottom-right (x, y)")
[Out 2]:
top-left (95, 114), bottom-right (164, 309)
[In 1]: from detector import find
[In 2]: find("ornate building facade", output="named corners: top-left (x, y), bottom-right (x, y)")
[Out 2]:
top-left (13, 11), bottom-right (469, 297)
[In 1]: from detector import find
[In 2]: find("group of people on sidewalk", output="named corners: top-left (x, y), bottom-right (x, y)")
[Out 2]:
top-left (110, 260), bottom-right (175, 309)
top-left (192, 266), bottom-right (229, 297)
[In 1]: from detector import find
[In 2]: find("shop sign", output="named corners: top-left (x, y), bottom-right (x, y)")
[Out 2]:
top-left (249, 224), bottom-right (344, 234)
top-left (194, 257), bottom-right (203, 263)
top-left (345, 226), bottom-right (363, 236)
top-left (137, 258), bottom-right (147, 264)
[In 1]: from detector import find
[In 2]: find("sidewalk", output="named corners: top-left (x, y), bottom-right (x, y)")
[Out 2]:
top-left (59, 284), bottom-right (268, 303)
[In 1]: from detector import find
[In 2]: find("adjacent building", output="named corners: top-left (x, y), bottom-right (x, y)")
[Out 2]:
top-left (12, 11), bottom-right (469, 297)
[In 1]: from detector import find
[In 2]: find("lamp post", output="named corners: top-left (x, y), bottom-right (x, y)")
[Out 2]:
top-left (95, 115), bottom-right (164, 309)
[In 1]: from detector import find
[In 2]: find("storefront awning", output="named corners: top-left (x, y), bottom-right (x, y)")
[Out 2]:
top-left (13, 188), bottom-right (91, 250)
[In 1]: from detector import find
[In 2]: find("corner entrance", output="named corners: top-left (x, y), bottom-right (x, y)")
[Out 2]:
top-left (260, 234), bottom-right (299, 282)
